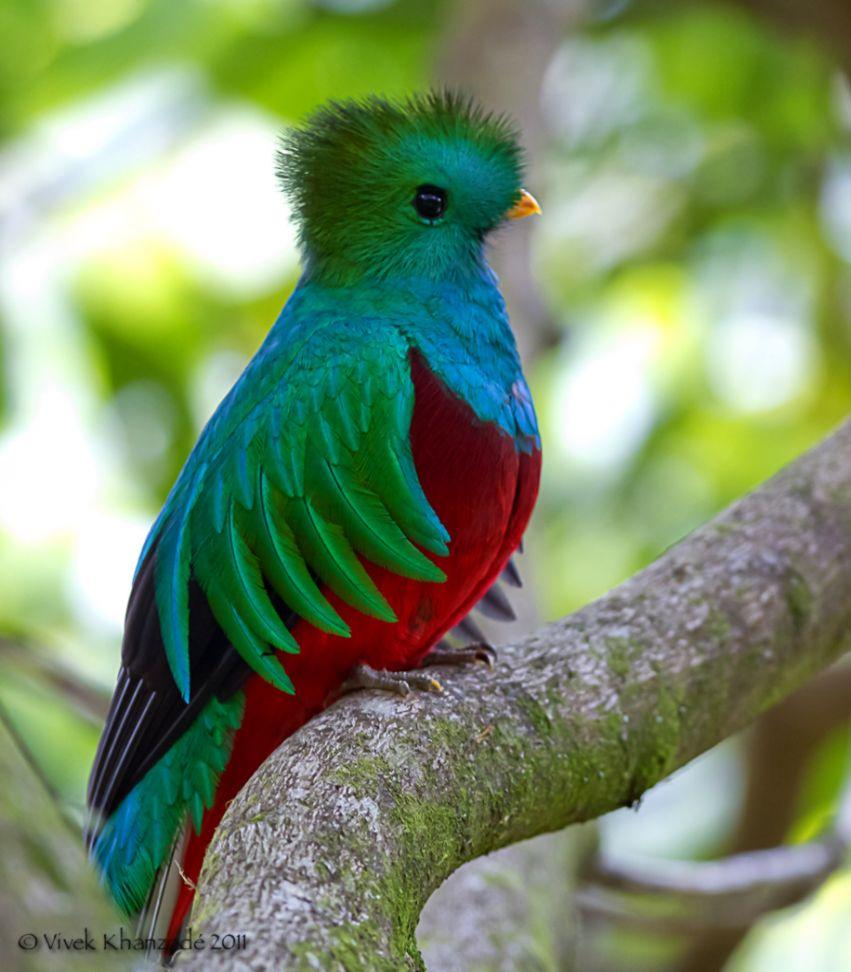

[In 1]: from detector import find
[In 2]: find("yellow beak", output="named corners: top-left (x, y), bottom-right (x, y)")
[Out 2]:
top-left (507, 189), bottom-right (542, 220)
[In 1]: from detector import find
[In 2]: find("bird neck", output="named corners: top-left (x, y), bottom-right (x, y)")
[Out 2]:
top-left (287, 262), bottom-right (539, 450)
top-left (300, 235), bottom-right (489, 289)
top-left (292, 259), bottom-right (511, 359)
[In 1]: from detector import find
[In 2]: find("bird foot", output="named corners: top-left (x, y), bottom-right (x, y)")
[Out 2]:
top-left (422, 642), bottom-right (497, 670)
top-left (336, 662), bottom-right (444, 699)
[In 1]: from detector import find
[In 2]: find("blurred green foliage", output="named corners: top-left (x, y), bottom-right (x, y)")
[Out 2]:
top-left (0, 1), bottom-right (849, 969)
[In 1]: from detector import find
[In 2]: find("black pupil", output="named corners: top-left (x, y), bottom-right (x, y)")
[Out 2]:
top-left (414, 185), bottom-right (447, 221)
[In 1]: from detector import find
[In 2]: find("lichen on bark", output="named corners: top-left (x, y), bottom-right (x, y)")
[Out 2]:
top-left (179, 420), bottom-right (851, 971)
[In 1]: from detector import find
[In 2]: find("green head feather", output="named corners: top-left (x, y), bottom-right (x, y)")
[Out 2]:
top-left (277, 90), bottom-right (525, 285)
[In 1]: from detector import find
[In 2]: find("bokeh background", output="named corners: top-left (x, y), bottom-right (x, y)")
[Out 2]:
top-left (1, 0), bottom-right (850, 969)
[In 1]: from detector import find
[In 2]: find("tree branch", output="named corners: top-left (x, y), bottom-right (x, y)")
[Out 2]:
top-left (678, 659), bottom-right (851, 971)
top-left (586, 832), bottom-right (848, 902)
top-left (181, 420), bottom-right (851, 971)
top-left (578, 773), bottom-right (851, 932)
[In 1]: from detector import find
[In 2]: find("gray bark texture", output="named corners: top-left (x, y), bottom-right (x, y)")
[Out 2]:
top-left (179, 419), bottom-right (851, 972)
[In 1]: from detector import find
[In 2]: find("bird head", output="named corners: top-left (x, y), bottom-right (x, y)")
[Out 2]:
top-left (277, 90), bottom-right (540, 286)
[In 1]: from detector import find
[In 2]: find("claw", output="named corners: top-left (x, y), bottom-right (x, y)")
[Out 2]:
top-left (336, 663), bottom-right (444, 700)
top-left (422, 642), bottom-right (497, 670)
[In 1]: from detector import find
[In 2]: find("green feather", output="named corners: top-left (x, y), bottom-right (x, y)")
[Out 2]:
top-left (233, 446), bottom-right (254, 510)
top-left (222, 503), bottom-right (298, 653)
top-left (154, 466), bottom-right (207, 702)
top-left (286, 496), bottom-right (396, 622)
top-left (151, 320), bottom-right (449, 699)
top-left (190, 793), bottom-right (205, 835)
top-left (94, 692), bottom-right (244, 915)
top-left (313, 456), bottom-right (445, 582)
top-left (254, 471), bottom-right (350, 637)
top-left (210, 597), bottom-right (295, 695)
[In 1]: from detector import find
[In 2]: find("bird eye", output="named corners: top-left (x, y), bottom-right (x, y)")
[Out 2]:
top-left (413, 184), bottom-right (447, 221)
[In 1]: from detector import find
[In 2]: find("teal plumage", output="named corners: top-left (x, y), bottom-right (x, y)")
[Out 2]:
top-left (93, 694), bottom-right (243, 914)
top-left (144, 271), bottom-right (536, 703)
top-left (87, 90), bottom-right (542, 941)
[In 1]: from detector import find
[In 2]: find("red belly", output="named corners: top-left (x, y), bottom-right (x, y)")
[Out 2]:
top-left (170, 354), bottom-right (541, 933)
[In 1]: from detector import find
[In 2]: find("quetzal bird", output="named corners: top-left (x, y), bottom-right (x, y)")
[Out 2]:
top-left (86, 90), bottom-right (542, 945)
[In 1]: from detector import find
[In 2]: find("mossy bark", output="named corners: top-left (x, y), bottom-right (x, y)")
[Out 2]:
top-left (180, 420), bottom-right (851, 971)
